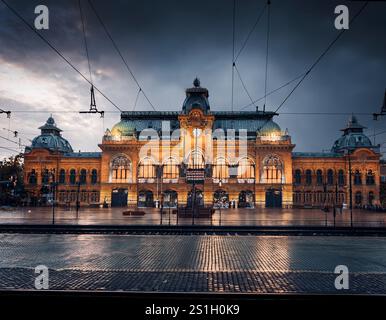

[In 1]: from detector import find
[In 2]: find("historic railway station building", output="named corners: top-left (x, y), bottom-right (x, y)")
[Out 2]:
top-left (24, 79), bottom-right (382, 209)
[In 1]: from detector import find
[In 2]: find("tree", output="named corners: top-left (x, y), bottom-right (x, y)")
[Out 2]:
top-left (0, 154), bottom-right (24, 205)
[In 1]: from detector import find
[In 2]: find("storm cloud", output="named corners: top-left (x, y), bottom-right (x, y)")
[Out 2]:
top-left (0, 0), bottom-right (385, 157)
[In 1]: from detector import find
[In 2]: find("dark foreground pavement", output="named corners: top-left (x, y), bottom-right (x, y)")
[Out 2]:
top-left (0, 233), bottom-right (386, 294)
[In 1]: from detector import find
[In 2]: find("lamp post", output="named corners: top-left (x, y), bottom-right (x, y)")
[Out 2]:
top-left (50, 169), bottom-right (56, 225)
top-left (323, 181), bottom-right (327, 227)
top-left (347, 151), bottom-right (353, 228)
top-left (158, 165), bottom-right (164, 225)
top-left (76, 180), bottom-right (81, 219)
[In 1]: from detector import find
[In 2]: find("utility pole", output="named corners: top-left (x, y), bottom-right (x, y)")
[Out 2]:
top-left (76, 180), bottom-right (81, 219)
top-left (51, 169), bottom-right (56, 225)
top-left (334, 182), bottom-right (338, 227)
top-left (348, 152), bottom-right (353, 228)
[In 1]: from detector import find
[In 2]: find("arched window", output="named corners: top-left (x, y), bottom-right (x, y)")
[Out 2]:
top-left (366, 170), bottom-right (375, 185)
top-left (42, 169), bottom-right (50, 184)
top-left (327, 169), bottom-right (334, 185)
top-left (355, 191), bottom-right (362, 205)
top-left (91, 169), bottom-right (98, 184)
top-left (188, 151), bottom-right (205, 169)
top-left (338, 169), bottom-right (345, 186)
top-left (368, 191), bottom-right (375, 205)
top-left (213, 158), bottom-right (229, 179)
top-left (262, 155), bottom-right (283, 183)
top-left (69, 169), bottom-right (76, 185)
top-left (238, 158), bottom-right (255, 179)
top-left (79, 169), bottom-right (87, 185)
top-left (305, 170), bottom-right (312, 185)
top-left (59, 169), bottom-right (65, 184)
top-left (354, 170), bottom-right (362, 185)
top-left (28, 169), bottom-right (37, 185)
top-left (316, 169), bottom-right (323, 185)
top-left (163, 158), bottom-right (179, 179)
top-left (294, 169), bottom-right (301, 185)
top-left (138, 157), bottom-right (156, 179)
top-left (111, 156), bottom-right (131, 182)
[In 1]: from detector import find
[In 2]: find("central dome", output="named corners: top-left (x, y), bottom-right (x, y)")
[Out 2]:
top-left (111, 120), bottom-right (136, 137)
top-left (257, 120), bottom-right (282, 136)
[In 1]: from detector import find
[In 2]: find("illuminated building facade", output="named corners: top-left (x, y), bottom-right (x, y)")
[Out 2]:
top-left (24, 79), bottom-right (382, 209)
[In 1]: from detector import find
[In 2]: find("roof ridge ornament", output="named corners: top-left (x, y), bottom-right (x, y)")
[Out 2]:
top-left (193, 77), bottom-right (200, 88)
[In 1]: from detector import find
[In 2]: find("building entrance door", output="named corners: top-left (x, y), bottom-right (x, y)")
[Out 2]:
top-left (265, 188), bottom-right (282, 208)
top-left (111, 188), bottom-right (128, 207)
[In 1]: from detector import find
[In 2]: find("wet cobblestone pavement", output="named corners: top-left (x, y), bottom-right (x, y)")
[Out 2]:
top-left (1, 234), bottom-right (386, 294)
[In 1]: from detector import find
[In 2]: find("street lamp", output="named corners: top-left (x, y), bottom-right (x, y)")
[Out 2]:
top-left (218, 164), bottom-right (223, 226)
top-left (49, 168), bottom-right (56, 225)
top-left (347, 150), bottom-right (353, 228)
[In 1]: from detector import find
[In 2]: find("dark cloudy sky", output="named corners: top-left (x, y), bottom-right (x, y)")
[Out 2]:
top-left (0, 0), bottom-right (385, 158)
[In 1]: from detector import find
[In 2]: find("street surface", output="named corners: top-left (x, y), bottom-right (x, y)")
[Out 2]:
top-left (0, 233), bottom-right (385, 294)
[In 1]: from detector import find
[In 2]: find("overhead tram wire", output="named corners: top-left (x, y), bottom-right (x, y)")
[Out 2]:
top-left (78, 0), bottom-right (104, 117)
top-left (231, 0), bottom-right (237, 113)
top-left (0, 135), bottom-right (27, 148)
top-left (132, 88), bottom-right (142, 112)
top-left (232, 0), bottom-right (272, 112)
top-left (87, 0), bottom-right (156, 112)
top-left (239, 72), bottom-right (306, 110)
top-left (0, 146), bottom-right (21, 153)
top-left (79, 0), bottom-right (93, 86)
top-left (0, 0), bottom-right (122, 112)
top-left (263, 0), bottom-right (271, 112)
top-left (234, 64), bottom-right (255, 105)
top-left (256, 1), bottom-right (369, 133)
top-left (234, 2), bottom-right (267, 63)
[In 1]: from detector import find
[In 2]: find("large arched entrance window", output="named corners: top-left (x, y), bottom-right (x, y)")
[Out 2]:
top-left (163, 158), bottom-right (179, 180)
top-left (261, 155), bottom-right (283, 184)
top-left (213, 158), bottom-right (229, 180)
top-left (138, 157), bottom-right (156, 180)
top-left (188, 151), bottom-right (205, 169)
top-left (111, 156), bottom-right (131, 183)
top-left (237, 158), bottom-right (255, 180)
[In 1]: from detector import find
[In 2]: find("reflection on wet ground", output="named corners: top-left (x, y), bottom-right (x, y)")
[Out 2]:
top-left (0, 233), bottom-right (385, 293)
top-left (0, 207), bottom-right (386, 227)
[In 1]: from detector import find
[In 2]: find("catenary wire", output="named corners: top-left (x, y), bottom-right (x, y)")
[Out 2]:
top-left (0, 0), bottom-right (123, 112)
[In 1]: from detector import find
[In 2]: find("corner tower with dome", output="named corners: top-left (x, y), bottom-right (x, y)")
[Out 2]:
top-left (23, 79), bottom-right (382, 209)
